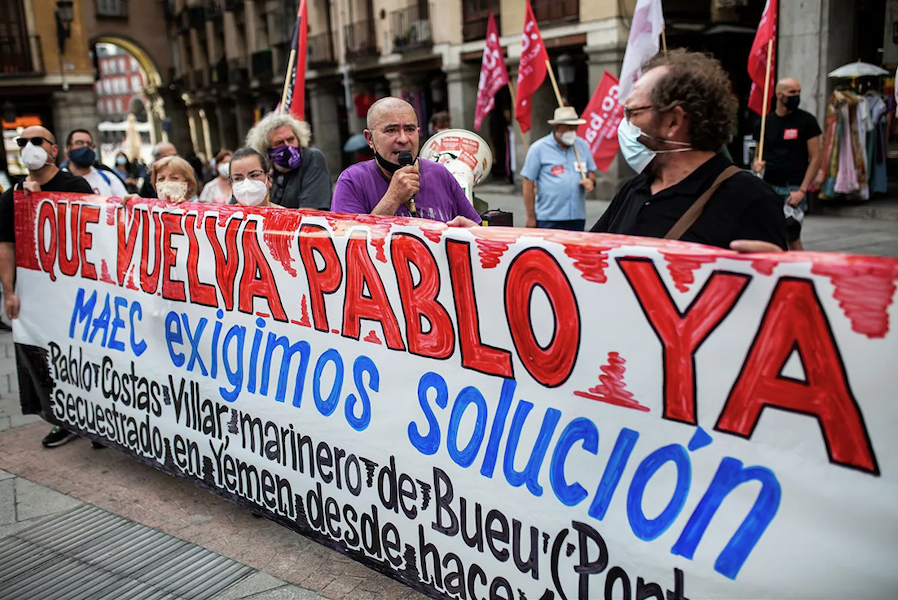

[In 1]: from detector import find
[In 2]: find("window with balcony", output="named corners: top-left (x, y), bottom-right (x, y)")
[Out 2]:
top-left (391, 3), bottom-right (431, 52)
top-left (307, 31), bottom-right (335, 67)
top-left (344, 20), bottom-right (376, 60)
top-left (0, 0), bottom-right (41, 77)
top-left (97, 0), bottom-right (128, 19)
top-left (531, 0), bottom-right (578, 26)
top-left (462, 0), bottom-right (499, 42)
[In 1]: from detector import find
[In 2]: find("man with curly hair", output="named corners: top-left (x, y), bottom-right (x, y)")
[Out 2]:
top-left (591, 49), bottom-right (787, 252)
top-left (245, 112), bottom-right (332, 210)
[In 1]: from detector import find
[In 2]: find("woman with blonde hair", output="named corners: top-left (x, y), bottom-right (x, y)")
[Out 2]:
top-left (124, 155), bottom-right (198, 203)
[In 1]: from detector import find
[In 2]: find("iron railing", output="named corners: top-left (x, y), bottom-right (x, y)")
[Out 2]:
top-left (228, 57), bottom-right (248, 85)
top-left (307, 31), bottom-right (335, 67)
top-left (210, 59), bottom-right (228, 86)
top-left (531, 0), bottom-right (578, 25)
top-left (462, 12), bottom-right (499, 42)
top-left (391, 4), bottom-right (431, 52)
top-left (187, 5), bottom-right (205, 28)
top-left (204, 0), bottom-right (222, 19)
top-left (344, 20), bottom-right (377, 60)
top-left (0, 34), bottom-right (42, 77)
top-left (96, 0), bottom-right (128, 19)
top-left (251, 48), bottom-right (273, 79)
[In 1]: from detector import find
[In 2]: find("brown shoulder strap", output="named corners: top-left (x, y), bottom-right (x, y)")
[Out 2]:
top-left (665, 165), bottom-right (742, 240)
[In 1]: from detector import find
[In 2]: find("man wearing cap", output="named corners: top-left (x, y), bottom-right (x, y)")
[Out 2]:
top-left (521, 107), bottom-right (597, 231)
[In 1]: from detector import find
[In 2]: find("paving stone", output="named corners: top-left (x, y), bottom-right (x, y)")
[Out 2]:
top-left (243, 585), bottom-right (326, 600)
top-left (14, 477), bottom-right (82, 521)
top-left (212, 572), bottom-right (287, 600)
top-left (9, 413), bottom-right (41, 427)
top-left (0, 478), bottom-right (14, 525)
top-left (0, 416), bottom-right (9, 433)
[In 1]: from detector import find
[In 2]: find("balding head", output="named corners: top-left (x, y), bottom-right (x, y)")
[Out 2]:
top-left (152, 142), bottom-right (177, 162)
top-left (775, 78), bottom-right (801, 113)
top-left (364, 97), bottom-right (420, 170)
top-left (366, 97), bottom-right (417, 131)
top-left (22, 126), bottom-right (55, 145)
top-left (776, 78), bottom-right (800, 94)
top-left (19, 125), bottom-right (59, 169)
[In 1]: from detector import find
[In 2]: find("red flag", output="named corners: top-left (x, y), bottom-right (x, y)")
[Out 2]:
top-left (747, 0), bottom-right (777, 116)
top-left (514, 0), bottom-right (549, 133)
top-left (284, 0), bottom-right (308, 120)
top-left (474, 13), bottom-right (509, 131)
top-left (577, 71), bottom-right (625, 172)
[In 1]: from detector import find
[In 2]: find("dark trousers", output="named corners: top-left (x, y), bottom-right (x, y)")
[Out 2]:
top-left (537, 219), bottom-right (586, 232)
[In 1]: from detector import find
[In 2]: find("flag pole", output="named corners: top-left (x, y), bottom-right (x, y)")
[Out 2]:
top-left (280, 49), bottom-right (297, 114)
top-left (756, 39), bottom-right (773, 166)
top-left (661, 28), bottom-right (668, 53)
top-left (545, 59), bottom-right (587, 181)
top-left (506, 81), bottom-right (529, 153)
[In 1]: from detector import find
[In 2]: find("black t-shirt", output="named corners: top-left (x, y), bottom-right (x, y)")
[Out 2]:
top-left (753, 109), bottom-right (822, 186)
top-left (591, 153), bottom-right (788, 250)
top-left (0, 169), bottom-right (93, 243)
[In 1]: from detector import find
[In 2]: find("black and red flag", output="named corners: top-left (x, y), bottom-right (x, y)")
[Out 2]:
top-left (282, 0), bottom-right (308, 119)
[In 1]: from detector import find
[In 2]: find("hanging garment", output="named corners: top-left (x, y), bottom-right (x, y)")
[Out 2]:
top-left (834, 103), bottom-right (859, 194)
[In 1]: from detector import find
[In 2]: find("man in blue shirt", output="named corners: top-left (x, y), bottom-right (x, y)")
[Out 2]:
top-left (521, 107), bottom-right (597, 231)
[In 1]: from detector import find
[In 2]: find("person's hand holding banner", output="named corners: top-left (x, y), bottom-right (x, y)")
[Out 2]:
top-left (577, 71), bottom-right (625, 172)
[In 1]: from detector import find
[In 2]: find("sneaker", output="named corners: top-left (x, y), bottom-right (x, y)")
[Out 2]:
top-left (42, 426), bottom-right (77, 448)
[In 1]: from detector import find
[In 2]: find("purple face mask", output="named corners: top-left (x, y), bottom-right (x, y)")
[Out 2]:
top-left (269, 144), bottom-right (302, 170)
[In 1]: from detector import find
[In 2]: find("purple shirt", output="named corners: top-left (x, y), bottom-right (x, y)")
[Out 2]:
top-left (332, 159), bottom-right (482, 224)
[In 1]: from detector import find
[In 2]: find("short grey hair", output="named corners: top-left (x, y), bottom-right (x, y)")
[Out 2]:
top-left (245, 112), bottom-right (311, 155)
top-left (152, 141), bottom-right (176, 160)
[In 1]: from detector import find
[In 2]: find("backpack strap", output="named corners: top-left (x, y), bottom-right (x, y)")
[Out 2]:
top-left (665, 166), bottom-right (742, 240)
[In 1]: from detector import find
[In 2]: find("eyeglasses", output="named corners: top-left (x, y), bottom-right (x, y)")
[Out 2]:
top-left (16, 136), bottom-right (52, 148)
top-left (70, 139), bottom-right (93, 149)
top-left (623, 105), bottom-right (653, 122)
top-left (231, 170), bottom-right (267, 183)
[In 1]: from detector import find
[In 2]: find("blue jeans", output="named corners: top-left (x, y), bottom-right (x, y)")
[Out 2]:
top-left (537, 219), bottom-right (586, 232)
top-left (770, 184), bottom-right (808, 213)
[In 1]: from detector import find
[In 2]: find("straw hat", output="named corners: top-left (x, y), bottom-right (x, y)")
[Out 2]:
top-left (548, 106), bottom-right (587, 125)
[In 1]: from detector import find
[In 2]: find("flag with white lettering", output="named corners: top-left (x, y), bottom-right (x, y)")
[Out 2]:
top-left (474, 13), bottom-right (509, 131)
top-left (514, 0), bottom-right (548, 133)
top-left (747, 0), bottom-right (777, 115)
top-left (577, 71), bottom-right (625, 172)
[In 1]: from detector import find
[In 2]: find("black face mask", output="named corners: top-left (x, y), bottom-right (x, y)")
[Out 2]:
top-left (374, 148), bottom-right (402, 174)
top-left (784, 94), bottom-right (800, 111)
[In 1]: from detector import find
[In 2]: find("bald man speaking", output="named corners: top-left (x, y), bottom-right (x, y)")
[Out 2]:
top-left (332, 97), bottom-right (481, 226)
top-left (753, 78), bottom-right (822, 250)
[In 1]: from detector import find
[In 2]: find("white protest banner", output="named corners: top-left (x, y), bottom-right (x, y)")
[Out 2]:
top-left (12, 191), bottom-right (898, 599)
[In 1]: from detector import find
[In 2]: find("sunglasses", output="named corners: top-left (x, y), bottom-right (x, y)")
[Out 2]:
top-left (16, 136), bottom-right (52, 148)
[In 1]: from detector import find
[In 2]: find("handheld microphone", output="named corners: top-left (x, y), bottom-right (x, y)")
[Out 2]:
top-left (397, 151), bottom-right (417, 217)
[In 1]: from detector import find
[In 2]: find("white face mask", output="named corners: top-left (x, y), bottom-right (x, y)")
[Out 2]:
top-left (617, 119), bottom-right (692, 174)
top-left (21, 143), bottom-right (50, 171)
top-left (218, 162), bottom-right (230, 178)
top-left (232, 178), bottom-right (268, 207)
top-left (560, 131), bottom-right (578, 146)
top-left (156, 180), bottom-right (189, 201)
